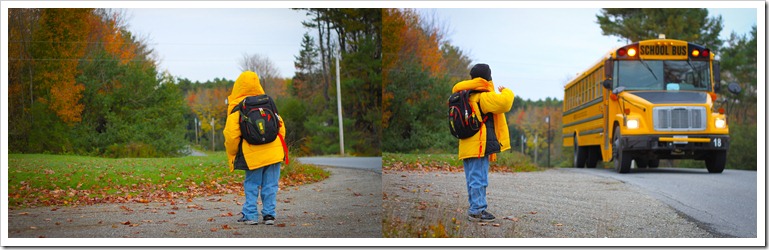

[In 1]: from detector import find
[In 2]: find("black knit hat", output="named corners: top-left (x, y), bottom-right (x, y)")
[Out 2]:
top-left (470, 63), bottom-right (492, 81)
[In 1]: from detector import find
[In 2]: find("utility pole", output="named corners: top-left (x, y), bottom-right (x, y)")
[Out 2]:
top-left (546, 116), bottom-right (551, 167)
top-left (211, 117), bottom-right (215, 151)
top-left (336, 56), bottom-right (345, 156)
top-left (534, 133), bottom-right (538, 164)
top-left (194, 117), bottom-right (199, 145)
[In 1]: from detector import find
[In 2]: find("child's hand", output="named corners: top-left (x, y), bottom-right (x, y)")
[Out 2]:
top-left (498, 86), bottom-right (506, 92)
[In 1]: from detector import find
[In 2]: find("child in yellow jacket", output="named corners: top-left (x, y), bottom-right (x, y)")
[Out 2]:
top-left (223, 71), bottom-right (287, 225)
top-left (452, 63), bottom-right (514, 222)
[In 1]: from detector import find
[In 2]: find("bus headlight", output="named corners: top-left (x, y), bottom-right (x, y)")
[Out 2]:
top-left (627, 119), bottom-right (639, 129)
top-left (715, 118), bottom-right (726, 129)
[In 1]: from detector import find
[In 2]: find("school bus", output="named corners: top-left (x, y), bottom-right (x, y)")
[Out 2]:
top-left (562, 35), bottom-right (741, 173)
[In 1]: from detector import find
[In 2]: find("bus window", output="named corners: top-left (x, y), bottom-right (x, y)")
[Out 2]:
top-left (616, 60), bottom-right (711, 92)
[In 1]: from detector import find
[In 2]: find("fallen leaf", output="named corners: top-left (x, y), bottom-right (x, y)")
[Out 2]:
top-left (120, 206), bottom-right (133, 212)
top-left (555, 223), bottom-right (563, 227)
top-left (353, 192), bottom-right (362, 196)
top-left (478, 222), bottom-right (488, 226)
top-left (503, 216), bottom-right (519, 222)
top-left (121, 221), bottom-right (131, 225)
top-left (142, 220), bottom-right (153, 223)
top-left (30, 226), bottom-right (38, 230)
top-left (18, 212), bottom-right (29, 215)
top-left (276, 223), bottom-right (286, 227)
top-left (302, 223), bottom-right (312, 227)
top-left (167, 211), bottom-right (176, 215)
top-left (530, 211), bottom-right (538, 215)
top-left (221, 224), bottom-right (231, 230)
top-left (210, 228), bottom-right (218, 232)
top-left (207, 218), bottom-right (215, 222)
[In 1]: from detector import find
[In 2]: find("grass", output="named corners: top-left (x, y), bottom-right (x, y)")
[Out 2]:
top-left (383, 151), bottom-right (541, 173)
top-left (8, 152), bottom-right (328, 209)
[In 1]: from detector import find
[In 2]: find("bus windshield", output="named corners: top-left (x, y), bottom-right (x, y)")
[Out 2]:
top-left (616, 60), bottom-right (711, 91)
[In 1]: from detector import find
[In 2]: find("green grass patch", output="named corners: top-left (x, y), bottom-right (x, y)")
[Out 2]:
top-left (383, 151), bottom-right (540, 173)
top-left (8, 152), bottom-right (328, 209)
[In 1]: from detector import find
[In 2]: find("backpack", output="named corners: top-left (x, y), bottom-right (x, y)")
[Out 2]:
top-left (231, 94), bottom-right (289, 168)
top-left (231, 95), bottom-right (281, 145)
top-left (448, 90), bottom-right (487, 139)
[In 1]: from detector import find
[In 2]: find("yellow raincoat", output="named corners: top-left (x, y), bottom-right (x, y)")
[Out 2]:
top-left (223, 71), bottom-right (287, 171)
top-left (452, 78), bottom-right (514, 161)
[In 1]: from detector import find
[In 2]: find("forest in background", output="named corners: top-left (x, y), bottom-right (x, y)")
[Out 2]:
top-left (8, 8), bottom-right (382, 157)
top-left (383, 8), bottom-right (758, 170)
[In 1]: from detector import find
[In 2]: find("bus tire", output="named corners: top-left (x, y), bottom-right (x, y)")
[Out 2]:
top-left (706, 151), bottom-right (726, 173)
top-left (574, 136), bottom-right (587, 168)
top-left (586, 146), bottom-right (600, 168)
top-left (612, 125), bottom-right (631, 173)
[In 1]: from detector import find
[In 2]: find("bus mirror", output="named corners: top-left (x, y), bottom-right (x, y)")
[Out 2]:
top-left (602, 79), bottom-right (613, 89)
top-left (727, 83), bottom-right (741, 95)
top-left (713, 61), bottom-right (721, 92)
top-left (604, 59), bottom-right (613, 79)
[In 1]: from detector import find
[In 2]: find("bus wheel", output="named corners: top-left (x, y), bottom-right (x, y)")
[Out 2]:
top-left (586, 146), bottom-right (600, 168)
top-left (574, 136), bottom-right (587, 168)
top-left (612, 125), bottom-right (631, 173)
top-left (705, 151), bottom-right (726, 173)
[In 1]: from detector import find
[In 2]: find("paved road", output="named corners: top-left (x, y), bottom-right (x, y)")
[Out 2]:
top-left (384, 169), bottom-right (713, 238)
top-left (565, 167), bottom-right (757, 238)
top-left (7, 166), bottom-right (382, 239)
top-left (298, 157), bottom-right (382, 173)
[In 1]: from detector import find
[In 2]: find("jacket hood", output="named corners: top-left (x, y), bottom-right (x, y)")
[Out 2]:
top-left (452, 77), bottom-right (494, 93)
top-left (228, 71), bottom-right (265, 111)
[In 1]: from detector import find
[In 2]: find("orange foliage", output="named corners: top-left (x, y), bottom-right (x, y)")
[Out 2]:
top-left (186, 87), bottom-right (231, 133)
top-left (34, 9), bottom-right (93, 124)
top-left (382, 9), bottom-right (447, 128)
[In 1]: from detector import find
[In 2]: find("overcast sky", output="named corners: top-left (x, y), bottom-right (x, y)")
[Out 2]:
top-left (122, 7), bottom-right (758, 101)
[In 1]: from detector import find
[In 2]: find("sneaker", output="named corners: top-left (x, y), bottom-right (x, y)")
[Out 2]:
top-left (468, 210), bottom-right (496, 222)
top-left (237, 213), bottom-right (258, 225)
top-left (263, 215), bottom-right (275, 225)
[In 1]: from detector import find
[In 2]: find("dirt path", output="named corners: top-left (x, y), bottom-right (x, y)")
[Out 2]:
top-left (383, 168), bottom-right (713, 238)
top-left (8, 167), bottom-right (382, 238)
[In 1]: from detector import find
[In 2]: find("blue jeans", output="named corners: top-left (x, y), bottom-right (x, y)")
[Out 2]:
top-left (242, 162), bottom-right (281, 221)
top-left (463, 156), bottom-right (489, 215)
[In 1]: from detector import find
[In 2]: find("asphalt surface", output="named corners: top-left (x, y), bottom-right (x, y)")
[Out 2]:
top-left (384, 168), bottom-right (714, 238)
top-left (297, 157), bottom-right (382, 173)
top-left (566, 167), bottom-right (758, 238)
top-left (7, 166), bottom-right (382, 238)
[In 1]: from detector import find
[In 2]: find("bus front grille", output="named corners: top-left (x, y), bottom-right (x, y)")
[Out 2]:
top-left (653, 106), bottom-right (706, 131)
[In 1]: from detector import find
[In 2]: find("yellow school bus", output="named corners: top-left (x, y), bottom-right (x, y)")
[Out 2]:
top-left (562, 35), bottom-right (741, 173)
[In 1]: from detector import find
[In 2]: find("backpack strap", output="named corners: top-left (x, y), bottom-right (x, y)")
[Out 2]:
top-left (278, 133), bottom-right (289, 165)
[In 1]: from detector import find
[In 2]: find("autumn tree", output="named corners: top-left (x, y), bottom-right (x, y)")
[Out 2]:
top-left (597, 8), bottom-right (723, 50)
top-left (8, 8), bottom-right (187, 156)
top-left (382, 8), bottom-right (471, 153)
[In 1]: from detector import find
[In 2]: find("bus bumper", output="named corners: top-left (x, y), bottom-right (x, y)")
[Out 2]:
top-left (620, 134), bottom-right (729, 159)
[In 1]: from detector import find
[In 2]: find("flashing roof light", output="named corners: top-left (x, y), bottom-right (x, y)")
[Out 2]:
top-left (627, 48), bottom-right (637, 57)
top-left (691, 49), bottom-right (700, 57)
top-left (702, 49), bottom-right (710, 57)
